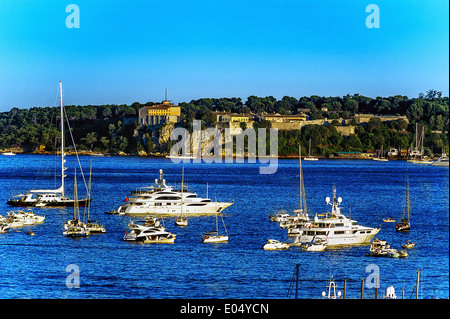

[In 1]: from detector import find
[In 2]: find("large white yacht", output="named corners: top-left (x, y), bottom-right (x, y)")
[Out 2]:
top-left (297, 186), bottom-right (380, 246)
top-left (113, 169), bottom-right (233, 216)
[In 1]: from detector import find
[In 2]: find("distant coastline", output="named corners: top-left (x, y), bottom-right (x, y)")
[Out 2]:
top-left (0, 149), bottom-right (424, 161)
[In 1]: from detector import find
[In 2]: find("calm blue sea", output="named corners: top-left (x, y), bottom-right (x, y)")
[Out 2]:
top-left (0, 155), bottom-right (448, 299)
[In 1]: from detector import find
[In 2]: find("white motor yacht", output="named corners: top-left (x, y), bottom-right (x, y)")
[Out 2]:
top-left (297, 186), bottom-right (380, 246)
top-left (263, 239), bottom-right (290, 250)
top-left (85, 220), bottom-right (106, 233)
top-left (123, 225), bottom-right (176, 243)
top-left (7, 210), bottom-right (45, 226)
top-left (113, 169), bottom-right (233, 216)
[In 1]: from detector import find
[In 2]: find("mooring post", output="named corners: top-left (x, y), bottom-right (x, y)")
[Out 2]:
top-left (295, 264), bottom-right (299, 299)
top-left (416, 269), bottom-right (420, 299)
top-left (343, 278), bottom-right (347, 299)
top-left (361, 278), bottom-right (364, 299)
top-left (375, 275), bottom-right (379, 299)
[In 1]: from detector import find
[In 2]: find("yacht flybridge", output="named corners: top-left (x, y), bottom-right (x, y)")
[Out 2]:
top-left (7, 81), bottom-right (91, 208)
top-left (297, 186), bottom-right (380, 246)
top-left (113, 169), bottom-right (233, 216)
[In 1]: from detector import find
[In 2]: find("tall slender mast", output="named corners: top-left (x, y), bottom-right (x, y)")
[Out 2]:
top-left (181, 166), bottom-right (184, 217)
top-left (74, 169), bottom-right (78, 220)
top-left (59, 81), bottom-right (66, 197)
top-left (299, 144), bottom-right (307, 216)
top-left (415, 123), bottom-right (418, 151)
top-left (299, 145), bottom-right (302, 212)
top-left (406, 168), bottom-right (410, 223)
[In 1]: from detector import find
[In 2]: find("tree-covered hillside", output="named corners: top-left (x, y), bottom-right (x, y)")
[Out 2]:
top-left (0, 90), bottom-right (448, 157)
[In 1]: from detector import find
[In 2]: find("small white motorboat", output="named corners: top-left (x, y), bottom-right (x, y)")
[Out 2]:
top-left (8, 210), bottom-right (45, 226)
top-left (402, 241), bottom-right (415, 249)
top-left (263, 239), bottom-right (290, 250)
top-left (174, 216), bottom-right (188, 227)
top-left (85, 220), bottom-right (106, 233)
top-left (302, 238), bottom-right (327, 251)
top-left (0, 222), bottom-right (11, 233)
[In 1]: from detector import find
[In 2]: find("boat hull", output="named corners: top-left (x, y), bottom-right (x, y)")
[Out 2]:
top-left (299, 229), bottom-right (379, 246)
top-left (263, 244), bottom-right (290, 250)
top-left (117, 202), bottom-right (233, 216)
top-left (142, 236), bottom-right (176, 244)
top-left (7, 198), bottom-right (92, 207)
top-left (202, 235), bottom-right (228, 243)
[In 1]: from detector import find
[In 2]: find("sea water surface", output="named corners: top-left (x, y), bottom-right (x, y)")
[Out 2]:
top-left (0, 155), bottom-right (448, 299)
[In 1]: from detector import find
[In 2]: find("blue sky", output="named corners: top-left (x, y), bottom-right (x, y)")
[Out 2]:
top-left (0, 0), bottom-right (448, 111)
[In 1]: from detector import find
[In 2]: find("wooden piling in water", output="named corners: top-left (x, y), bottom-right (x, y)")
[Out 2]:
top-left (343, 278), bottom-right (347, 299)
top-left (360, 278), bottom-right (364, 299)
top-left (416, 269), bottom-right (420, 299)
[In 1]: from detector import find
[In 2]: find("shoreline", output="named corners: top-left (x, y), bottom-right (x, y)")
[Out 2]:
top-left (1, 151), bottom-right (415, 161)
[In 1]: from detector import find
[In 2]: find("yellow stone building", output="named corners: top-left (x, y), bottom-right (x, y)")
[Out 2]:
top-left (139, 101), bottom-right (181, 126)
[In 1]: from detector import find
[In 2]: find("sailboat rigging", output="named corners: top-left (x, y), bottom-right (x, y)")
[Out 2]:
top-left (63, 169), bottom-right (89, 237)
top-left (174, 166), bottom-right (188, 227)
top-left (84, 163), bottom-right (106, 233)
top-left (6, 81), bottom-right (91, 207)
top-left (303, 138), bottom-right (318, 161)
top-left (201, 199), bottom-right (229, 243)
top-left (396, 168), bottom-right (411, 232)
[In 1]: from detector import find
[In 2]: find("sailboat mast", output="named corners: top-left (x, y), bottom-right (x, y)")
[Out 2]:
top-left (59, 81), bottom-right (65, 197)
top-left (74, 169), bottom-right (78, 220)
top-left (299, 145), bottom-right (302, 211)
top-left (181, 166), bottom-right (184, 217)
top-left (406, 169), bottom-right (410, 223)
top-left (298, 145), bottom-right (307, 215)
top-left (415, 123), bottom-right (418, 152)
top-left (86, 162), bottom-right (92, 222)
top-left (308, 138), bottom-right (312, 156)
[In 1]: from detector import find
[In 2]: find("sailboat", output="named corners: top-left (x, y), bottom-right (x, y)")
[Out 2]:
top-left (63, 170), bottom-right (89, 237)
top-left (303, 138), bottom-right (318, 161)
top-left (174, 166), bottom-right (188, 227)
top-left (396, 169), bottom-right (411, 232)
top-left (84, 164), bottom-right (106, 233)
top-left (201, 211), bottom-right (228, 243)
top-left (7, 81), bottom-right (91, 207)
top-left (373, 145), bottom-right (388, 161)
top-left (286, 144), bottom-right (310, 236)
top-left (408, 123), bottom-right (421, 161)
top-left (412, 126), bottom-right (433, 164)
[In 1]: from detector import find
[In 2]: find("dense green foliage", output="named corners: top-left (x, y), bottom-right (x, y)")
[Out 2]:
top-left (0, 90), bottom-right (448, 156)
